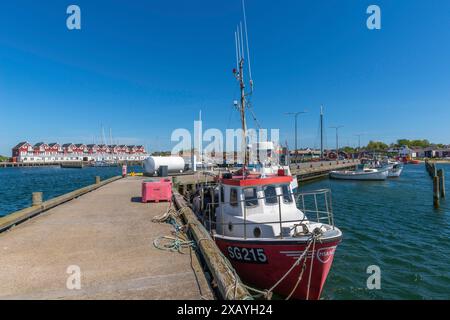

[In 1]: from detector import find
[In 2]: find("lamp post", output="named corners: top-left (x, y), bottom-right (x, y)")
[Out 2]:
top-left (354, 133), bottom-right (365, 150)
top-left (285, 111), bottom-right (307, 162)
top-left (330, 125), bottom-right (344, 158)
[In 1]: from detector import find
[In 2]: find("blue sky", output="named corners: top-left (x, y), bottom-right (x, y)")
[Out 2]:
top-left (0, 0), bottom-right (449, 155)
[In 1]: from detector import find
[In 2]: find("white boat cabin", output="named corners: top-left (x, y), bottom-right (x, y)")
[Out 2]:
top-left (215, 173), bottom-right (307, 239)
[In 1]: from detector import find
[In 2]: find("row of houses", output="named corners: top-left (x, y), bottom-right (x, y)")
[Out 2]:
top-left (12, 142), bottom-right (148, 163)
top-left (390, 146), bottom-right (450, 159)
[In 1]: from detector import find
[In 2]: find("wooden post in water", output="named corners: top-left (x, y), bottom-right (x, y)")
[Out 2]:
top-left (433, 176), bottom-right (440, 208)
top-left (438, 169), bottom-right (445, 198)
top-left (95, 176), bottom-right (101, 184)
top-left (32, 192), bottom-right (43, 206)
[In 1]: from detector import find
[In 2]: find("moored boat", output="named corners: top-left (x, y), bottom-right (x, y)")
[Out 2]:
top-left (330, 164), bottom-right (388, 181)
top-left (388, 162), bottom-right (404, 177)
top-left (208, 172), bottom-right (342, 300)
top-left (189, 4), bottom-right (342, 299)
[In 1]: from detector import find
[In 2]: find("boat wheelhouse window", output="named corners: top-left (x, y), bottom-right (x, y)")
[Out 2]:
top-left (263, 185), bottom-right (278, 205)
top-left (243, 188), bottom-right (258, 207)
top-left (230, 188), bottom-right (238, 207)
top-left (281, 185), bottom-right (293, 203)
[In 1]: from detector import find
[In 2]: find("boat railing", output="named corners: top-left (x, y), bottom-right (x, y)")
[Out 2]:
top-left (295, 189), bottom-right (334, 228)
top-left (200, 188), bottom-right (334, 239)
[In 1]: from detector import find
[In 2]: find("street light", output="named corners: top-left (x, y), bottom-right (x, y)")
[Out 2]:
top-left (330, 125), bottom-right (344, 157)
top-left (354, 133), bottom-right (365, 150)
top-left (285, 111), bottom-right (307, 160)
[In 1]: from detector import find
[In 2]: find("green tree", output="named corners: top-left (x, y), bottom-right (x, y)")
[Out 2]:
top-left (410, 139), bottom-right (430, 148)
top-left (396, 139), bottom-right (431, 148)
top-left (396, 139), bottom-right (410, 147)
top-left (341, 146), bottom-right (357, 154)
top-left (366, 141), bottom-right (388, 151)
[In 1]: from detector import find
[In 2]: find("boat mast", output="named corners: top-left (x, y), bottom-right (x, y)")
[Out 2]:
top-left (238, 51), bottom-right (248, 168)
top-left (234, 0), bottom-right (253, 172)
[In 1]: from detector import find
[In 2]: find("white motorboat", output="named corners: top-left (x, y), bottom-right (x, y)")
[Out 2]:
top-left (388, 163), bottom-right (404, 178)
top-left (330, 164), bottom-right (389, 181)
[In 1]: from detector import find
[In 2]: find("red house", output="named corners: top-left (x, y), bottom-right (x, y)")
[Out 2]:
top-left (74, 144), bottom-right (87, 154)
top-left (109, 145), bottom-right (120, 154)
top-left (97, 144), bottom-right (110, 153)
top-left (33, 142), bottom-right (48, 156)
top-left (62, 143), bottom-right (75, 154)
top-left (48, 143), bottom-right (61, 155)
top-left (12, 142), bottom-right (32, 158)
top-left (136, 145), bottom-right (146, 154)
top-left (118, 145), bottom-right (128, 154)
top-left (86, 144), bottom-right (98, 154)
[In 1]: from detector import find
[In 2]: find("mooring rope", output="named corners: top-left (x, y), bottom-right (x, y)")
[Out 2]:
top-left (152, 206), bottom-right (196, 254)
top-left (153, 203), bottom-right (323, 300)
top-left (241, 230), bottom-right (322, 300)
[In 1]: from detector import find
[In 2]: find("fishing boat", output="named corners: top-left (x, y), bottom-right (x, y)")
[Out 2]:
top-left (191, 3), bottom-right (342, 300)
top-left (204, 172), bottom-right (342, 300)
top-left (388, 162), bottom-right (404, 178)
top-left (377, 159), bottom-right (403, 178)
top-left (330, 164), bottom-right (388, 181)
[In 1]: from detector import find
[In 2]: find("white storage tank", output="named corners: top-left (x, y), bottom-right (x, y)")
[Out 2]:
top-left (143, 156), bottom-right (185, 175)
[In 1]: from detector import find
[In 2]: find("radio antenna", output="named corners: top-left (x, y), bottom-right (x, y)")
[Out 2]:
top-left (242, 0), bottom-right (253, 86)
top-left (234, 31), bottom-right (239, 70)
top-left (236, 24), bottom-right (241, 63)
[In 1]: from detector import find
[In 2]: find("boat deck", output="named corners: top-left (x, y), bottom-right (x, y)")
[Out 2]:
top-left (0, 176), bottom-right (213, 299)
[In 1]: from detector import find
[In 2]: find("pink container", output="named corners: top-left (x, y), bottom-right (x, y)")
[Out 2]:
top-left (141, 178), bottom-right (172, 203)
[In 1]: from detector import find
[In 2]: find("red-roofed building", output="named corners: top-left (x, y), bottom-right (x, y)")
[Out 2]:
top-left (12, 142), bottom-right (32, 159)
top-left (11, 141), bottom-right (148, 163)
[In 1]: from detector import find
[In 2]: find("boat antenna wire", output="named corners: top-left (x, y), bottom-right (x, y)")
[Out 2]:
top-left (240, 22), bottom-right (245, 63)
top-left (236, 25), bottom-right (242, 66)
top-left (242, 0), bottom-right (253, 86)
top-left (248, 104), bottom-right (262, 130)
top-left (234, 31), bottom-right (239, 71)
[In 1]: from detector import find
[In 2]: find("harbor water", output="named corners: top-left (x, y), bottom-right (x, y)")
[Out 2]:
top-left (0, 164), bottom-right (448, 299)
top-left (300, 164), bottom-right (450, 300)
top-left (0, 166), bottom-right (142, 217)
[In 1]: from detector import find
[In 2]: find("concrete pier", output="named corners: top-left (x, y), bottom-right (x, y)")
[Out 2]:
top-left (0, 177), bottom-right (213, 299)
top-left (291, 160), bottom-right (360, 182)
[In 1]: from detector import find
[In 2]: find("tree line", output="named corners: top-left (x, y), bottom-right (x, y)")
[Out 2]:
top-left (340, 139), bottom-right (447, 153)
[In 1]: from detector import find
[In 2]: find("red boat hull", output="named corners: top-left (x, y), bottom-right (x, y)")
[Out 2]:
top-left (215, 236), bottom-right (341, 300)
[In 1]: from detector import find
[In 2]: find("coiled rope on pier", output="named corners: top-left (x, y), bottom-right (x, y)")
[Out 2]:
top-left (152, 206), bottom-right (197, 254)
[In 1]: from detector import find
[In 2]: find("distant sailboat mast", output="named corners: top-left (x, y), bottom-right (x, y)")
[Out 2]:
top-left (101, 125), bottom-right (107, 146)
top-left (320, 105), bottom-right (324, 158)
